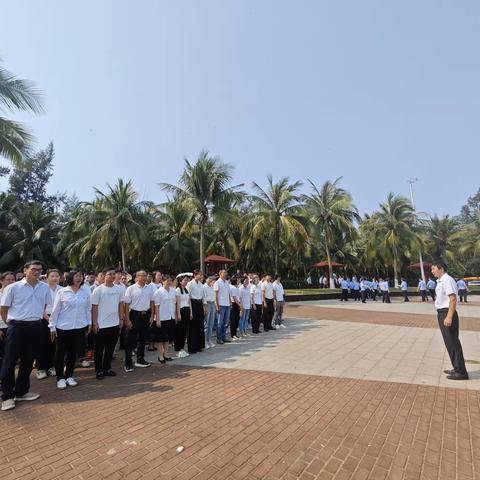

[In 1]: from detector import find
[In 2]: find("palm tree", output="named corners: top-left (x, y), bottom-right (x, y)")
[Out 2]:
top-left (249, 175), bottom-right (307, 275)
top-left (456, 212), bottom-right (480, 274)
top-left (0, 202), bottom-right (59, 270)
top-left (424, 215), bottom-right (458, 262)
top-left (151, 200), bottom-right (196, 271)
top-left (303, 178), bottom-right (359, 287)
top-left (160, 151), bottom-right (244, 275)
top-left (58, 179), bottom-right (152, 270)
top-left (0, 62), bottom-right (44, 165)
top-left (366, 193), bottom-right (420, 285)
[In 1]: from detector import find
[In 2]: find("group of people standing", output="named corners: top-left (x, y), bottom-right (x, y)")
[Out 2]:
top-left (0, 261), bottom-right (286, 412)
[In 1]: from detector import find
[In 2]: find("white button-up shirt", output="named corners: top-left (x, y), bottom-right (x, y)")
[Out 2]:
top-left (187, 279), bottom-right (206, 302)
top-left (154, 286), bottom-right (177, 320)
top-left (1, 279), bottom-right (51, 321)
top-left (49, 286), bottom-right (92, 331)
top-left (435, 273), bottom-right (458, 309)
top-left (273, 282), bottom-right (285, 301)
top-left (0, 291), bottom-right (7, 328)
top-left (176, 287), bottom-right (191, 309)
top-left (124, 283), bottom-right (154, 311)
top-left (251, 284), bottom-right (263, 305)
top-left (45, 285), bottom-right (63, 315)
top-left (204, 284), bottom-right (215, 302)
top-left (214, 279), bottom-right (231, 307)
top-left (262, 282), bottom-right (274, 300)
top-left (239, 285), bottom-right (252, 309)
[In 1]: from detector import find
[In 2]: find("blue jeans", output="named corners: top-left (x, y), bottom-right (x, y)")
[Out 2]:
top-left (216, 305), bottom-right (231, 341)
top-left (204, 302), bottom-right (216, 342)
top-left (239, 309), bottom-right (250, 333)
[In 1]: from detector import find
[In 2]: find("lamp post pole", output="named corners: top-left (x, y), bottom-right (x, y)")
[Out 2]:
top-left (408, 178), bottom-right (426, 283)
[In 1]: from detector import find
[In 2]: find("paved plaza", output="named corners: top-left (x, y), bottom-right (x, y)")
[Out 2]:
top-left (1, 298), bottom-right (479, 479)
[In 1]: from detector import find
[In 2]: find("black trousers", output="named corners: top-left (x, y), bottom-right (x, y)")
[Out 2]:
top-left (124, 310), bottom-right (150, 366)
top-left (94, 326), bottom-right (119, 373)
top-left (459, 289), bottom-right (468, 302)
top-left (382, 291), bottom-right (391, 303)
top-left (36, 318), bottom-right (56, 371)
top-left (251, 304), bottom-right (262, 333)
top-left (437, 309), bottom-right (467, 375)
top-left (0, 328), bottom-right (8, 376)
top-left (403, 291), bottom-right (409, 302)
top-left (361, 290), bottom-right (367, 303)
top-left (429, 289), bottom-right (436, 301)
top-left (420, 290), bottom-right (427, 302)
top-left (56, 327), bottom-right (87, 380)
top-left (341, 289), bottom-right (349, 301)
top-left (189, 299), bottom-right (205, 352)
top-left (175, 306), bottom-right (189, 352)
top-left (372, 289), bottom-right (378, 301)
top-left (1, 320), bottom-right (43, 401)
top-left (262, 298), bottom-right (274, 330)
top-left (230, 303), bottom-right (240, 337)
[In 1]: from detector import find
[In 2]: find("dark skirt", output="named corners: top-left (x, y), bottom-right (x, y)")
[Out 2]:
top-left (152, 319), bottom-right (175, 343)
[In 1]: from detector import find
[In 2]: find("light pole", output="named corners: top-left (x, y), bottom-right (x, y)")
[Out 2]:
top-left (408, 178), bottom-right (426, 283)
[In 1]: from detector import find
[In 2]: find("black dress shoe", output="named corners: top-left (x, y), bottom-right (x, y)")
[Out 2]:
top-left (446, 372), bottom-right (469, 380)
top-left (443, 369), bottom-right (455, 374)
top-left (164, 357), bottom-right (173, 362)
top-left (158, 358), bottom-right (166, 364)
top-left (104, 370), bottom-right (116, 377)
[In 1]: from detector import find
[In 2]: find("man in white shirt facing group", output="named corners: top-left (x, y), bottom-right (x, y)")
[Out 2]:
top-left (0, 261), bottom-right (51, 411)
top-left (431, 261), bottom-right (468, 381)
top-left (214, 270), bottom-right (232, 344)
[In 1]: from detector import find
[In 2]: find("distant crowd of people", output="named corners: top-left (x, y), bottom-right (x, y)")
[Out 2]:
top-left (0, 262), bottom-right (286, 412)
top-left (306, 273), bottom-right (471, 304)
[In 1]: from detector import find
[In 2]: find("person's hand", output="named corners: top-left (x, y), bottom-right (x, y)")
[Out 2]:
top-left (50, 330), bottom-right (57, 342)
top-left (0, 329), bottom-right (4, 339)
top-left (150, 317), bottom-right (155, 326)
top-left (252, 304), bottom-right (256, 311)
top-left (190, 313), bottom-right (193, 321)
top-left (215, 304), bottom-right (220, 313)
top-left (87, 325), bottom-right (92, 335)
top-left (119, 320), bottom-right (124, 330)
top-left (156, 320), bottom-right (161, 328)
top-left (92, 323), bottom-right (99, 334)
top-left (263, 302), bottom-right (267, 308)
top-left (125, 320), bottom-right (133, 330)
top-left (444, 316), bottom-right (452, 327)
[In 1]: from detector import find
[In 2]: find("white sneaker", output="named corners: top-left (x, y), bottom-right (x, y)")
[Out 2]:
top-left (280, 324), bottom-right (286, 329)
top-left (1, 399), bottom-right (15, 411)
top-left (57, 379), bottom-right (67, 389)
top-left (47, 367), bottom-right (56, 376)
top-left (209, 341), bottom-right (216, 348)
top-left (178, 350), bottom-right (188, 358)
top-left (81, 360), bottom-right (90, 368)
top-left (205, 343), bottom-right (211, 349)
top-left (36, 370), bottom-right (48, 380)
top-left (66, 377), bottom-right (78, 387)
top-left (271, 325), bottom-right (278, 330)
top-left (15, 392), bottom-right (40, 401)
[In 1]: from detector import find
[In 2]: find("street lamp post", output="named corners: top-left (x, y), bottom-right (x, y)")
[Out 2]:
top-left (408, 178), bottom-right (426, 284)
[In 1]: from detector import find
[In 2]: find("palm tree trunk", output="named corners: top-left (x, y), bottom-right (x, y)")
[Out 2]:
top-left (121, 243), bottom-right (126, 271)
top-left (392, 245), bottom-right (399, 287)
top-left (200, 223), bottom-right (205, 276)
top-left (325, 245), bottom-right (334, 289)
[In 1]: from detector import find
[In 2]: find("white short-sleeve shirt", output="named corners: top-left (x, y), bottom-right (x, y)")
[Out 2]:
top-left (154, 286), bottom-right (177, 320)
top-left (214, 279), bottom-right (231, 307)
top-left (124, 283), bottom-right (154, 311)
top-left (261, 282), bottom-right (274, 300)
top-left (273, 282), bottom-right (285, 301)
top-left (251, 284), bottom-right (263, 305)
top-left (176, 287), bottom-right (191, 309)
top-left (239, 285), bottom-right (252, 309)
top-left (435, 273), bottom-right (458, 310)
top-left (91, 284), bottom-right (123, 328)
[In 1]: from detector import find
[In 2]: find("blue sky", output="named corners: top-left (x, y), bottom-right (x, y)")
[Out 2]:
top-left (1, 0), bottom-right (479, 216)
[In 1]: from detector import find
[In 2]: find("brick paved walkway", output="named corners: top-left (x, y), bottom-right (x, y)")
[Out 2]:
top-left (1, 301), bottom-right (479, 479)
top-left (1, 364), bottom-right (480, 480)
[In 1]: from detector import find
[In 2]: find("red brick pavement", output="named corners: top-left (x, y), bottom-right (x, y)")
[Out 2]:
top-left (1, 363), bottom-right (479, 479)
top-left (285, 305), bottom-right (480, 332)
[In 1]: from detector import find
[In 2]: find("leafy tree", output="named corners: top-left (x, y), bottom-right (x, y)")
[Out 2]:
top-left (424, 215), bottom-right (458, 263)
top-left (8, 142), bottom-right (65, 211)
top-left (458, 188), bottom-right (480, 224)
top-left (160, 150), bottom-right (244, 275)
top-left (303, 178), bottom-right (359, 287)
top-left (0, 61), bottom-right (44, 165)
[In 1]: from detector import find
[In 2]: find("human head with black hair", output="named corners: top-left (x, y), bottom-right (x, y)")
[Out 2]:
top-left (23, 260), bottom-right (43, 283)
top-left (66, 269), bottom-right (85, 288)
top-left (431, 260), bottom-right (448, 279)
top-left (102, 266), bottom-right (116, 286)
top-left (0, 271), bottom-right (15, 290)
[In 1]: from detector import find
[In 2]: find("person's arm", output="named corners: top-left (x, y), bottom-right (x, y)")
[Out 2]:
top-left (150, 300), bottom-right (155, 324)
top-left (92, 304), bottom-right (99, 334)
top-left (176, 292), bottom-right (181, 322)
top-left (444, 294), bottom-right (457, 327)
top-left (0, 306), bottom-right (9, 326)
top-left (118, 302), bottom-right (124, 329)
top-left (86, 292), bottom-right (92, 335)
top-left (49, 290), bottom-right (63, 340)
top-left (214, 287), bottom-right (220, 312)
top-left (262, 287), bottom-right (266, 307)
